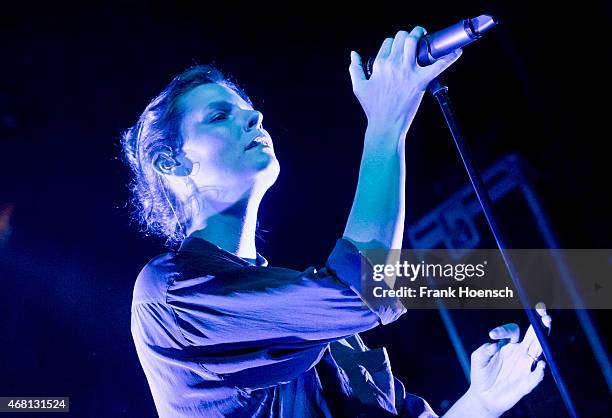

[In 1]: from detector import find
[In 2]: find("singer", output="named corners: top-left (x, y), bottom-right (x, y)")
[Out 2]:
top-left (124, 27), bottom-right (545, 417)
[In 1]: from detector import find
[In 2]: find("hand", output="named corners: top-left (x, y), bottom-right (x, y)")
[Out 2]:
top-left (349, 27), bottom-right (462, 136)
top-left (467, 323), bottom-right (546, 417)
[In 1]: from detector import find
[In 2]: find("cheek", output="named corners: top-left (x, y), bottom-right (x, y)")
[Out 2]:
top-left (185, 130), bottom-right (239, 161)
top-left (185, 141), bottom-right (250, 181)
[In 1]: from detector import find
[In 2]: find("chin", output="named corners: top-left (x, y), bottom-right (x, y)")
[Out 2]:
top-left (255, 156), bottom-right (280, 189)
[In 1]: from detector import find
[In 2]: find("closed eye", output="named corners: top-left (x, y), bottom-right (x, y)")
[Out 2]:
top-left (209, 112), bottom-right (228, 122)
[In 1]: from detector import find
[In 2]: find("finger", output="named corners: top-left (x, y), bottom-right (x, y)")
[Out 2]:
top-left (374, 37), bottom-right (394, 63)
top-left (489, 322), bottom-right (520, 343)
top-left (422, 48), bottom-right (462, 79)
top-left (522, 325), bottom-right (543, 359)
top-left (523, 360), bottom-right (546, 393)
top-left (349, 50), bottom-right (366, 86)
top-left (521, 324), bottom-right (537, 347)
top-left (535, 301), bottom-right (548, 317)
top-left (471, 342), bottom-right (499, 368)
top-left (389, 30), bottom-right (410, 63)
top-left (403, 26), bottom-right (427, 66)
top-left (542, 314), bottom-right (552, 330)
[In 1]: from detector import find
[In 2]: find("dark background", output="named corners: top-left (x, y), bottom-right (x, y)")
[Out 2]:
top-left (1, 1), bottom-right (611, 417)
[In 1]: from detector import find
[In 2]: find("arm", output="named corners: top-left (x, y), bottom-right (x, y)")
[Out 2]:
top-left (343, 27), bottom-right (462, 251)
top-left (343, 31), bottom-right (546, 417)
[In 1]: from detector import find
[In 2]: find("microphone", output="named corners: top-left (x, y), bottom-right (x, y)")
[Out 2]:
top-left (366, 14), bottom-right (497, 77)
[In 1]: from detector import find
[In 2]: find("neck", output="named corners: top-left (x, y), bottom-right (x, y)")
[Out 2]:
top-left (188, 194), bottom-right (261, 259)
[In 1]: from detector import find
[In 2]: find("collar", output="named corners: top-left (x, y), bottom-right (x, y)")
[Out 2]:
top-left (178, 236), bottom-right (268, 267)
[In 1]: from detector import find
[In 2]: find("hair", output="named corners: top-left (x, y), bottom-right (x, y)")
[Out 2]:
top-left (121, 64), bottom-right (252, 246)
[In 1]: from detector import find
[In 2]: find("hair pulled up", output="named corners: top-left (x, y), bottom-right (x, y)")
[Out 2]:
top-left (121, 64), bottom-right (251, 245)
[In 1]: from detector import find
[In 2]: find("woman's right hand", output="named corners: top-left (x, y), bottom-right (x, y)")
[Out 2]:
top-left (349, 27), bottom-right (462, 137)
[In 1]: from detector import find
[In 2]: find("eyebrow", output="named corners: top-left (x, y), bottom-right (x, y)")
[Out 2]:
top-left (206, 101), bottom-right (234, 111)
top-left (206, 100), bottom-right (252, 112)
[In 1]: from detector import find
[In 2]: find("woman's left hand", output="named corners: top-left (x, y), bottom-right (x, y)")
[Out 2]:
top-left (467, 323), bottom-right (546, 417)
top-left (348, 27), bottom-right (462, 138)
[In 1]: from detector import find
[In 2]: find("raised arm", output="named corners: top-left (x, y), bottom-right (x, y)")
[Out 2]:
top-left (343, 27), bottom-right (462, 251)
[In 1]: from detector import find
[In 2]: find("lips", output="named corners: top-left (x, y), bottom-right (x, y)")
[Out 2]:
top-left (244, 136), bottom-right (270, 151)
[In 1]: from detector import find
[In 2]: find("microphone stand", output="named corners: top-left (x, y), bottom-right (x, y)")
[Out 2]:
top-left (428, 77), bottom-right (579, 418)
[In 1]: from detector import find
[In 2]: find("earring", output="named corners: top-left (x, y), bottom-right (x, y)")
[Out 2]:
top-left (172, 164), bottom-right (192, 177)
top-left (171, 153), bottom-right (193, 176)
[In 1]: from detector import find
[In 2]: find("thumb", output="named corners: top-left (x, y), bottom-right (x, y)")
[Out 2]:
top-left (349, 50), bottom-right (366, 89)
top-left (489, 323), bottom-right (520, 344)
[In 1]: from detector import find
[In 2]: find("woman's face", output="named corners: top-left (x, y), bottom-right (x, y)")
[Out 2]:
top-left (178, 83), bottom-right (279, 194)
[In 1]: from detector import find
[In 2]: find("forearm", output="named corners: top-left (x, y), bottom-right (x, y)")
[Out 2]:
top-left (342, 124), bottom-right (408, 251)
top-left (344, 27), bottom-right (460, 251)
top-left (442, 389), bottom-right (497, 418)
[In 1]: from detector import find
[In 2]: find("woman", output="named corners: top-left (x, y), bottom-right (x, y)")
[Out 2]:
top-left (124, 27), bottom-right (546, 417)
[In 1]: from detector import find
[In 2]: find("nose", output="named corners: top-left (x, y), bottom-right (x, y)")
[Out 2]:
top-left (245, 110), bottom-right (263, 132)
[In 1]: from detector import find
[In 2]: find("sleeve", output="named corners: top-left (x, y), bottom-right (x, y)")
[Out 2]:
top-left (164, 238), bottom-right (406, 388)
top-left (394, 378), bottom-right (439, 418)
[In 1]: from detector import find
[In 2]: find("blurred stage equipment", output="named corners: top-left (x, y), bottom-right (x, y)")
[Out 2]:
top-left (407, 150), bottom-right (611, 416)
top-left (408, 154), bottom-right (612, 401)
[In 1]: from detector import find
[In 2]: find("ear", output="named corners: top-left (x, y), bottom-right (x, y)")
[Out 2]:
top-left (152, 151), bottom-right (193, 177)
top-left (152, 151), bottom-right (176, 175)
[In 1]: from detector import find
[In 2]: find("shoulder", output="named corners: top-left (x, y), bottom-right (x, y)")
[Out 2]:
top-left (131, 244), bottom-right (241, 305)
top-left (132, 251), bottom-right (183, 305)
